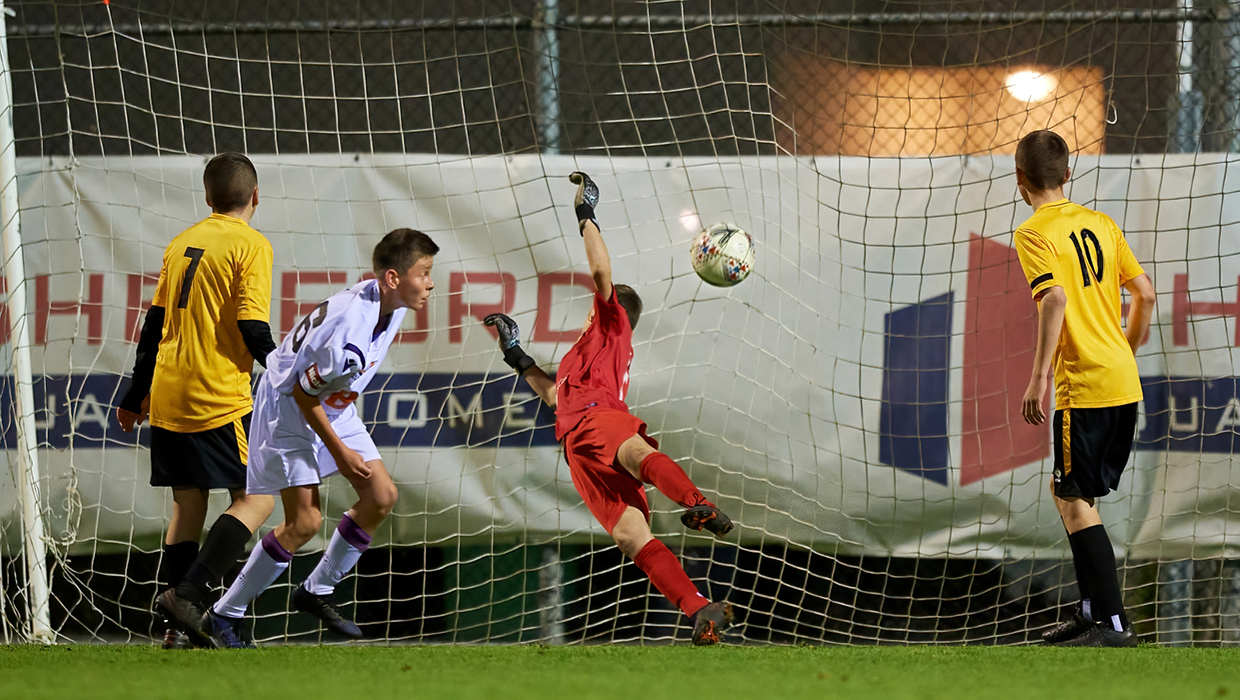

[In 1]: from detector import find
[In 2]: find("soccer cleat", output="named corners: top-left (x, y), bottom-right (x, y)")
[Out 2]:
top-left (292, 584), bottom-right (364, 639)
top-left (155, 588), bottom-right (210, 646)
top-left (161, 627), bottom-right (192, 650)
top-left (1055, 623), bottom-right (1138, 647)
top-left (681, 504), bottom-right (734, 539)
top-left (691, 601), bottom-right (735, 646)
top-left (569, 171), bottom-right (600, 210)
top-left (1041, 604), bottom-right (1092, 644)
top-left (202, 609), bottom-right (255, 649)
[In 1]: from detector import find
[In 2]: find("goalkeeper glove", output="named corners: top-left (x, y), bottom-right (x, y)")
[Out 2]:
top-left (483, 313), bottom-right (537, 375)
top-left (569, 171), bottom-right (599, 234)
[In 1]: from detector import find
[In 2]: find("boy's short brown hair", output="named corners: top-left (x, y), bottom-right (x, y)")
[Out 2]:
top-left (1016, 130), bottom-right (1070, 192)
top-left (373, 228), bottom-right (440, 274)
top-left (203, 153), bottom-right (258, 213)
top-left (614, 284), bottom-right (642, 330)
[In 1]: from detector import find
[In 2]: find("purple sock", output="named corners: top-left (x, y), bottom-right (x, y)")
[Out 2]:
top-left (304, 513), bottom-right (372, 596)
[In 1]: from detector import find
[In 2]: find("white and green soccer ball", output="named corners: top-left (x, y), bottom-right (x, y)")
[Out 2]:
top-left (690, 222), bottom-right (754, 287)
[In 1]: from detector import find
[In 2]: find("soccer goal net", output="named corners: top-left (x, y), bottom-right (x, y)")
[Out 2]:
top-left (2, 1), bottom-right (1239, 646)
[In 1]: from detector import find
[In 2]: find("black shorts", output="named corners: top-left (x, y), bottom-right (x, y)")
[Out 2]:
top-left (150, 413), bottom-right (251, 491)
top-left (1052, 403), bottom-right (1138, 499)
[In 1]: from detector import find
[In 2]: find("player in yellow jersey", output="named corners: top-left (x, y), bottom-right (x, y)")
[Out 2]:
top-left (114, 153), bottom-right (278, 648)
top-left (1013, 130), bottom-right (1156, 647)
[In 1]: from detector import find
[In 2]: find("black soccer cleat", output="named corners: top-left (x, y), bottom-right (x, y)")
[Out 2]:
top-left (155, 588), bottom-right (210, 647)
top-left (1041, 604), bottom-right (1092, 645)
top-left (202, 609), bottom-right (255, 649)
top-left (691, 601), bottom-right (735, 646)
top-left (1055, 623), bottom-right (1138, 648)
top-left (681, 504), bottom-right (734, 539)
top-left (569, 171), bottom-right (600, 210)
top-left (292, 584), bottom-right (364, 639)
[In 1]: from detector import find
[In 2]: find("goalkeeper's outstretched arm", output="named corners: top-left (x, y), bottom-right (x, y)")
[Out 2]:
top-left (483, 313), bottom-right (556, 409)
top-left (521, 366), bottom-right (557, 409)
top-left (582, 219), bottom-right (611, 300)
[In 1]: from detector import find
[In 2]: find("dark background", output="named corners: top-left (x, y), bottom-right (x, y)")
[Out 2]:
top-left (6, 0), bottom-right (1236, 158)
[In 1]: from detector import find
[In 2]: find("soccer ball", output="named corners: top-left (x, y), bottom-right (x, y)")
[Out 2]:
top-left (690, 222), bottom-right (754, 287)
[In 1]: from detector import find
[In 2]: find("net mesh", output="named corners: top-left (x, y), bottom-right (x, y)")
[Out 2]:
top-left (1, 0), bottom-right (1239, 646)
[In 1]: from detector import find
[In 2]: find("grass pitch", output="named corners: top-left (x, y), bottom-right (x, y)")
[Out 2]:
top-left (1, 643), bottom-right (1238, 700)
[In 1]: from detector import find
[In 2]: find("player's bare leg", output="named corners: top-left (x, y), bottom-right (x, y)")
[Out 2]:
top-left (275, 484), bottom-right (324, 551)
top-left (610, 505), bottom-right (655, 559)
top-left (616, 435), bottom-right (733, 538)
top-left (336, 459), bottom-right (399, 534)
top-left (167, 488), bottom-right (209, 544)
top-left (611, 506), bottom-right (732, 645)
top-left (1054, 493), bottom-right (1101, 534)
top-left (292, 459), bottom-right (396, 640)
top-left (224, 490), bottom-right (276, 532)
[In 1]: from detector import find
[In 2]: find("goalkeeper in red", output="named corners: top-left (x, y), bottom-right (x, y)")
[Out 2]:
top-left (483, 172), bottom-right (734, 645)
top-left (1013, 130), bottom-right (1155, 647)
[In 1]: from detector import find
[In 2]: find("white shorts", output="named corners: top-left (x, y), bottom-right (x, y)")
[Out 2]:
top-left (246, 382), bottom-right (381, 496)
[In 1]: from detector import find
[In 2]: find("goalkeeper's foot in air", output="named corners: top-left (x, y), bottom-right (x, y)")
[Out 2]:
top-left (292, 583), bottom-right (364, 639)
top-left (681, 503), bottom-right (734, 539)
top-left (691, 601), bottom-right (734, 646)
top-left (202, 609), bottom-right (255, 649)
top-left (155, 588), bottom-right (210, 646)
top-left (1041, 602), bottom-right (1092, 644)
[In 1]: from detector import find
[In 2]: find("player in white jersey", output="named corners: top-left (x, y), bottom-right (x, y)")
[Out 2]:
top-left (201, 228), bottom-right (438, 648)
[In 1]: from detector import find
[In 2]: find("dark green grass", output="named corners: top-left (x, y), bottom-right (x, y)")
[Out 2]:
top-left (2, 644), bottom-right (1238, 700)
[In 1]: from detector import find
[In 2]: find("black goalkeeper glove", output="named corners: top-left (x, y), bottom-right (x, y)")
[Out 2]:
top-left (483, 313), bottom-right (537, 375)
top-left (569, 171), bottom-right (599, 234)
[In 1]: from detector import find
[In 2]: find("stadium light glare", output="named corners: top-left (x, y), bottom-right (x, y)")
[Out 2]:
top-left (1006, 70), bottom-right (1057, 102)
top-left (680, 211), bottom-right (701, 232)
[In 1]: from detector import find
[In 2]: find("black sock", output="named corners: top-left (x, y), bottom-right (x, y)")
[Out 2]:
top-left (176, 514), bottom-right (252, 605)
top-left (1069, 524), bottom-right (1129, 631)
top-left (161, 541), bottom-right (199, 590)
top-left (1066, 528), bottom-right (1094, 620)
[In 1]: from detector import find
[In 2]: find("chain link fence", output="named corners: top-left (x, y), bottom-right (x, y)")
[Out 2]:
top-left (5, 0), bottom-right (1237, 158)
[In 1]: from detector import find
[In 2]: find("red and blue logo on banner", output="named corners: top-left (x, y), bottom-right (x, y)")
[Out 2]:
top-left (880, 234), bottom-right (1240, 486)
top-left (881, 234), bottom-right (1053, 486)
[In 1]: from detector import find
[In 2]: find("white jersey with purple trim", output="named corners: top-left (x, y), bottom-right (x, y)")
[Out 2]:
top-left (246, 280), bottom-right (405, 495)
top-left (263, 279), bottom-right (405, 415)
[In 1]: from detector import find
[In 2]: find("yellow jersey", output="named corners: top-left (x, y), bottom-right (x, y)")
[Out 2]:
top-left (1013, 199), bottom-right (1145, 409)
top-left (149, 213), bottom-right (273, 432)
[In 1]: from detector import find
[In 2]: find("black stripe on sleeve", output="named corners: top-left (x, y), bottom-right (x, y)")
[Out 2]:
top-left (1030, 273), bottom-right (1054, 289)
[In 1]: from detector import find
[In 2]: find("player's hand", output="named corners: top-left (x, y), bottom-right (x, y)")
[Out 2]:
top-left (484, 313), bottom-right (538, 375)
top-left (569, 171), bottom-right (599, 209)
top-left (116, 395), bottom-right (150, 433)
top-left (483, 313), bottom-right (521, 349)
top-left (334, 446), bottom-right (372, 481)
top-left (569, 171), bottom-right (599, 233)
top-left (1022, 376), bottom-right (1049, 425)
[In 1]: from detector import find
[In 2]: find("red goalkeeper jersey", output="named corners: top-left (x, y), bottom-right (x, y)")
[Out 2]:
top-left (554, 288), bottom-right (634, 440)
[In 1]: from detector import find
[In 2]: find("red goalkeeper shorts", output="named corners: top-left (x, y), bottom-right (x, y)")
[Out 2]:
top-left (562, 408), bottom-right (659, 534)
